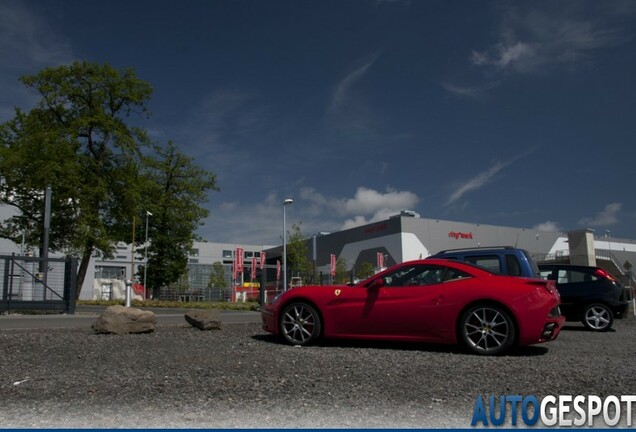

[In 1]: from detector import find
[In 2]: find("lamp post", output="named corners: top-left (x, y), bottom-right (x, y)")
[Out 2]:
top-left (128, 216), bottom-right (136, 308)
top-left (283, 198), bottom-right (294, 292)
top-left (143, 211), bottom-right (152, 299)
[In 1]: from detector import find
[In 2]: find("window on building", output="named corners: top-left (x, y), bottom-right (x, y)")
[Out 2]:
top-left (95, 266), bottom-right (126, 280)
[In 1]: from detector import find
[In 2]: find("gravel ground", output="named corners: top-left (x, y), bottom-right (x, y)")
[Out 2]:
top-left (1, 315), bottom-right (635, 428)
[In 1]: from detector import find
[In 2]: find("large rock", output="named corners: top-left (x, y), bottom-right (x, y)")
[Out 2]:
top-left (92, 305), bottom-right (157, 334)
top-left (184, 309), bottom-right (221, 331)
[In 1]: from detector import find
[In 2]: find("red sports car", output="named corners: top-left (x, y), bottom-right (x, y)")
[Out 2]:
top-left (262, 259), bottom-right (565, 355)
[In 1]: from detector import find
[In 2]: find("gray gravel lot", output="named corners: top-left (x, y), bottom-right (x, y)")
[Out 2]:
top-left (1, 316), bottom-right (635, 428)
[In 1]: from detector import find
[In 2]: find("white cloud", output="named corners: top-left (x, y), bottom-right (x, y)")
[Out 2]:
top-left (470, 7), bottom-right (629, 75)
top-left (445, 149), bottom-right (536, 206)
top-left (302, 186), bottom-right (419, 217)
top-left (200, 186), bottom-right (420, 244)
top-left (341, 187), bottom-right (418, 214)
top-left (328, 52), bottom-right (380, 115)
top-left (441, 81), bottom-right (500, 98)
top-left (533, 221), bottom-right (562, 232)
top-left (445, 161), bottom-right (508, 206)
top-left (340, 208), bottom-right (400, 230)
top-left (325, 51), bottom-right (384, 140)
top-left (471, 41), bottom-right (536, 71)
top-left (578, 203), bottom-right (622, 227)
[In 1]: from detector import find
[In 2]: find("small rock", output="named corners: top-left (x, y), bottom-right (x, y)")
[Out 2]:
top-left (184, 309), bottom-right (222, 331)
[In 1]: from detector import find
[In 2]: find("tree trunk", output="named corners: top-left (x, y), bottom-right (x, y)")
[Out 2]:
top-left (75, 245), bottom-right (94, 299)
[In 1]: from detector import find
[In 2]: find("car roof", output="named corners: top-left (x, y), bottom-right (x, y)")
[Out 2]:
top-left (538, 263), bottom-right (601, 270)
top-left (403, 258), bottom-right (496, 276)
top-left (432, 246), bottom-right (517, 255)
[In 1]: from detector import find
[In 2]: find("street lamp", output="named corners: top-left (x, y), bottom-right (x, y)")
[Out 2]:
top-left (283, 198), bottom-right (293, 292)
top-left (144, 211), bottom-right (152, 299)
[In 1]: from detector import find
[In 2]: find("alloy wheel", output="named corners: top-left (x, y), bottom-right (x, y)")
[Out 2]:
top-left (280, 303), bottom-right (321, 345)
top-left (461, 305), bottom-right (515, 355)
top-left (583, 304), bottom-right (613, 332)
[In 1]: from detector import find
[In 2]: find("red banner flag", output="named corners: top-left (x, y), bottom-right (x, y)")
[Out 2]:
top-left (251, 257), bottom-right (256, 281)
top-left (330, 254), bottom-right (336, 277)
top-left (276, 260), bottom-right (281, 280)
top-left (377, 252), bottom-right (384, 269)
top-left (260, 252), bottom-right (266, 270)
top-left (236, 248), bottom-right (244, 273)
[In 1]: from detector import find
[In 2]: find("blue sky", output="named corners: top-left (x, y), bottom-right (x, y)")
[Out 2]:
top-left (1, 0), bottom-right (635, 246)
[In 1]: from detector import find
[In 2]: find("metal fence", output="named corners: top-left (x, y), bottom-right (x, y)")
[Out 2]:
top-left (158, 285), bottom-right (229, 302)
top-left (0, 254), bottom-right (77, 314)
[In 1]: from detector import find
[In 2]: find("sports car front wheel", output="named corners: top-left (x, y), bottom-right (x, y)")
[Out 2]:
top-left (460, 305), bottom-right (516, 355)
top-left (279, 302), bottom-right (322, 346)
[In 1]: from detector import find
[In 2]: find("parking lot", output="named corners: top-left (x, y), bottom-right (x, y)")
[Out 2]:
top-left (0, 313), bottom-right (635, 428)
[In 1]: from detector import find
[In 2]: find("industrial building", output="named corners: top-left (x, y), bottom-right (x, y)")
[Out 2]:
top-left (263, 212), bottom-right (636, 287)
top-left (2, 211), bottom-right (635, 302)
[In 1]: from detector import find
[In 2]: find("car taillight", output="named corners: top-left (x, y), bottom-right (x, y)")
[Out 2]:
top-left (595, 268), bottom-right (617, 282)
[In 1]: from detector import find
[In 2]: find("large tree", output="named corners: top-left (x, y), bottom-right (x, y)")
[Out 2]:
top-left (140, 141), bottom-right (219, 298)
top-left (0, 61), bottom-right (217, 299)
top-left (0, 61), bottom-right (152, 296)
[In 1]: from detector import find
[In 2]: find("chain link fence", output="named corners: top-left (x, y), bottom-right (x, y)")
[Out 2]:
top-left (0, 254), bottom-right (77, 314)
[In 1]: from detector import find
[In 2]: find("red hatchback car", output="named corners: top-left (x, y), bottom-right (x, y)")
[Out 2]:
top-left (262, 259), bottom-right (565, 355)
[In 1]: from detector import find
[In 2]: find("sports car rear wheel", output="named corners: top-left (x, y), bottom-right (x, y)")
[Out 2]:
top-left (279, 302), bottom-right (322, 346)
top-left (582, 303), bottom-right (613, 332)
top-left (460, 305), bottom-right (515, 355)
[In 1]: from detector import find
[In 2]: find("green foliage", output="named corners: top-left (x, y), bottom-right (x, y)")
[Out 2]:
top-left (140, 141), bottom-right (219, 297)
top-left (286, 222), bottom-right (313, 284)
top-left (0, 62), bottom-right (153, 296)
top-left (357, 261), bottom-right (375, 280)
top-left (334, 257), bottom-right (349, 284)
top-left (208, 261), bottom-right (228, 289)
top-left (0, 61), bottom-right (218, 298)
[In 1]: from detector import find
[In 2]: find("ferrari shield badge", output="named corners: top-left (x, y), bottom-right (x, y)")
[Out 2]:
top-left (334, 289), bottom-right (341, 296)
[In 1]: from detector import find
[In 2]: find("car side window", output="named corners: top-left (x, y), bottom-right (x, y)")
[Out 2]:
top-left (556, 269), bottom-right (599, 284)
top-left (441, 268), bottom-right (471, 283)
top-left (382, 265), bottom-right (441, 287)
top-left (382, 265), bottom-right (470, 287)
top-left (505, 255), bottom-right (522, 276)
top-left (464, 255), bottom-right (501, 274)
top-left (539, 269), bottom-right (554, 280)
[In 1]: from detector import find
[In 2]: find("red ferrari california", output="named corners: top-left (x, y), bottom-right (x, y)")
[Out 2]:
top-left (262, 259), bottom-right (565, 355)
